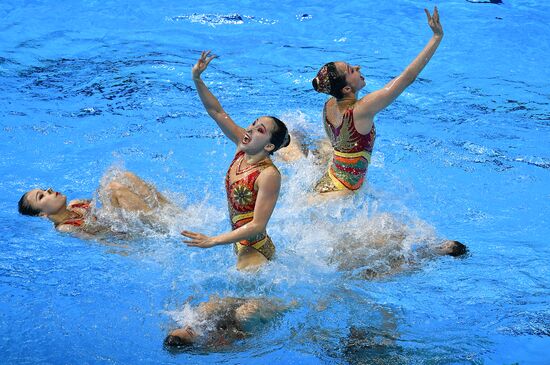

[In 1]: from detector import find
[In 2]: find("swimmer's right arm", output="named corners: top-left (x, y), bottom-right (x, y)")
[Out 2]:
top-left (192, 50), bottom-right (245, 145)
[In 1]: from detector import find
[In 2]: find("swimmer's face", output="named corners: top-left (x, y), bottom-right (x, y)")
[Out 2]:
top-left (168, 326), bottom-right (198, 345)
top-left (25, 188), bottom-right (67, 216)
top-left (239, 116), bottom-right (276, 154)
top-left (335, 61), bottom-right (365, 92)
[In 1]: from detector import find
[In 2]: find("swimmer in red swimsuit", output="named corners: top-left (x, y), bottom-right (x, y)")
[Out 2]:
top-left (181, 51), bottom-right (291, 271)
top-left (310, 7), bottom-right (444, 198)
top-left (18, 171), bottom-right (170, 234)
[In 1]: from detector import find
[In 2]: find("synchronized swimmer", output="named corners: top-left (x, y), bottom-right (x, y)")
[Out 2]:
top-left (18, 171), bottom-right (171, 236)
top-left (181, 51), bottom-right (291, 271)
top-left (311, 7), bottom-right (444, 197)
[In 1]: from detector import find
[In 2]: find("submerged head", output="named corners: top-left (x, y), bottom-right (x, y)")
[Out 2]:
top-left (239, 116), bottom-right (291, 155)
top-left (312, 61), bottom-right (366, 99)
top-left (436, 240), bottom-right (468, 257)
top-left (18, 188), bottom-right (67, 217)
top-left (164, 326), bottom-right (198, 348)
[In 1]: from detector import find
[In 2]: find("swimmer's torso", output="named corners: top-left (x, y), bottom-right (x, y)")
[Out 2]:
top-left (316, 98), bottom-right (376, 192)
top-left (225, 151), bottom-right (276, 259)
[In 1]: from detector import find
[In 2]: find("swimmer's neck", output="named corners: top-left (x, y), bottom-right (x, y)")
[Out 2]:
top-left (243, 150), bottom-right (271, 165)
top-left (335, 94), bottom-right (358, 109)
top-left (46, 205), bottom-right (73, 225)
top-left (336, 95), bottom-right (357, 103)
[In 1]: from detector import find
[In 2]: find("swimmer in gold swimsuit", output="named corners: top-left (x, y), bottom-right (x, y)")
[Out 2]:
top-left (181, 51), bottom-right (291, 271)
top-left (311, 7), bottom-right (445, 198)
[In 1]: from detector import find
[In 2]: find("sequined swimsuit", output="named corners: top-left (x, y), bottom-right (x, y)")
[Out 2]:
top-left (57, 201), bottom-right (91, 227)
top-left (225, 151), bottom-right (276, 260)
top-left (315, 100), bottom-right (376, 192)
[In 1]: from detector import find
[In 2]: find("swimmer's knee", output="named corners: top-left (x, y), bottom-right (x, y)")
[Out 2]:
top-left (123, 171), bottom-right (137, 180)
top-left (107, 181), bottom-right (124, 192)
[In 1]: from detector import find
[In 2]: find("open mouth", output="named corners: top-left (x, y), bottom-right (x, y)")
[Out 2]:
top-left (242, 133), bottom-right (251, 145)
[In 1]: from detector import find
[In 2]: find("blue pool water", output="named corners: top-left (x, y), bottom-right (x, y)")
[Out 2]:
top-left (1, 0), bottom-right (550, 363)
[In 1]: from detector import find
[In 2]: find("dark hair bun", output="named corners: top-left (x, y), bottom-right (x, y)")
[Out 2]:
top-left (312, 78), bottom-right (319, 91)
top-left (283, 134), bottom-right (291, 148)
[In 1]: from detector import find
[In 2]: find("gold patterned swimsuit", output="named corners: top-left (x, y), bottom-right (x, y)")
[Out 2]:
top-left (315, 100), bottom-right (376, 193)
top-left (225, 151), bottom-right (276, 260)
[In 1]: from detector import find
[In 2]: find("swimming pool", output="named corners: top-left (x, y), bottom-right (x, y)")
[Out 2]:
top-left (1, 0), bottom-right (549, 363)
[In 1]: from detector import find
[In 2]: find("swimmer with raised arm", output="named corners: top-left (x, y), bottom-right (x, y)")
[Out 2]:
top-left (182, 51), bottom-right (291, 271)
top-left (18, 171), bottom-right (170, 235)
top-left (311, 7), bottom-right (444, 197)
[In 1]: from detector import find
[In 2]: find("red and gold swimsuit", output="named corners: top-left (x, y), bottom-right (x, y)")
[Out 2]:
top-left (58, 201), bottom-right (92, 227)
top-left (225, 151), bottom-right (276, 260)
top-left (315, 100), bottom-right (376, 192)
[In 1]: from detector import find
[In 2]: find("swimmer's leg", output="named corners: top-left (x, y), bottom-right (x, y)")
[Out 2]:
top-left (107, 183), bottom-right (152, 212)
top-left (311, 138), bottom-right (333, 166)
top-left (234, 299), bottom-right (263, 323)
top-left (120, 171), bottom-right (169, 206)
top-left (275, 131), bottom-right (308, 163)
top-left (236, 246), bottom-right (268, 271)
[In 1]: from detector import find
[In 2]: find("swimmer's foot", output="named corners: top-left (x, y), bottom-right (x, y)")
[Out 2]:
top-left (436, 240), bottom-right (468, 257)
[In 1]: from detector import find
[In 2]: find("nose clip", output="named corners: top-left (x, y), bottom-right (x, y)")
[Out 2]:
top-left (47, 187), bottom-right (53, 193)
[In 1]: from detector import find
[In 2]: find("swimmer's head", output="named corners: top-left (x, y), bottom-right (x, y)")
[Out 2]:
top-left (18, 188), bottom-right (67, 217)
top-left (164, 326), bottom-right (198, 348)
top-left (268, 116), bottom-right (291, 155)
top-left (240, 116), bottom-right (290, 155)
top-left (436, 240), bottom-right (468, 257)
top-left (312, 61), bottom-right (365, 99)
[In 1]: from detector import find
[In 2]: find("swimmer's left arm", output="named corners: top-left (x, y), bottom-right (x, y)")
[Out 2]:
top-left (182, 168), bottom-right (281, 248)
top-left (355, 7), bottom-right (443, 122)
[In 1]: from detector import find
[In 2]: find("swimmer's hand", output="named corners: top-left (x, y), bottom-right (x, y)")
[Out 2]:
top-left (182, 230), bottom-right (219, 248)
top-left (424, 6), bottom-right (443, 38)
top-left (192, 50), bottom-right (217, 80)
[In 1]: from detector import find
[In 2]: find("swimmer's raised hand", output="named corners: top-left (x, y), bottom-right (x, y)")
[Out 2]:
top-left (182, 230), bottom-right (219, 248)
top-left (192, 50), bottom-right (217, 81)
top-left (424, 6), bottom-right (443, 38)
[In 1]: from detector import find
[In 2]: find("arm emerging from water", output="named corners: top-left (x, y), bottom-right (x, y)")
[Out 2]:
top-left (354, 7), bottom-right (444, 130)
top-left (181, 167), bottom-right (281, 248)
top-left (192, 50), bottom-right (245, 145)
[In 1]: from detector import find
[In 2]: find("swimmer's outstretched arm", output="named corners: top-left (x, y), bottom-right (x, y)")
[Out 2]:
top-left (182, 167), bottom-right (281, 248)
top-left (354, 7), bottom-right (443, 130)
top-left (192, 50), bottom-right (245, 145)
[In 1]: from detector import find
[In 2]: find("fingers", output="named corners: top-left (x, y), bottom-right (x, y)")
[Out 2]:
top-left (181, 230), bottom-right (201, 238)
top-left (205, 54), bottom-right (217, 67)
top-left (424, 8), bottom-right (432, 22)
top-left (434, 6), bottom-right (439, 22)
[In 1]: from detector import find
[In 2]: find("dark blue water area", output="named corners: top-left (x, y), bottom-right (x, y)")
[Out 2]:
top-left (1, 0), bottom-right (550, 364)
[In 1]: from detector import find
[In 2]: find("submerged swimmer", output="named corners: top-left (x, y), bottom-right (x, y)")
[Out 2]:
top-left (330, 214), bottom-right (467, 279)
top-left (164, 296), bottom-right (291, 349)
top-left (311, 7), bottom-right (444, 198)
top-left (18, 171), bottom-right (170, 235)
top-left (181, 51), bottom-right (291, 271)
